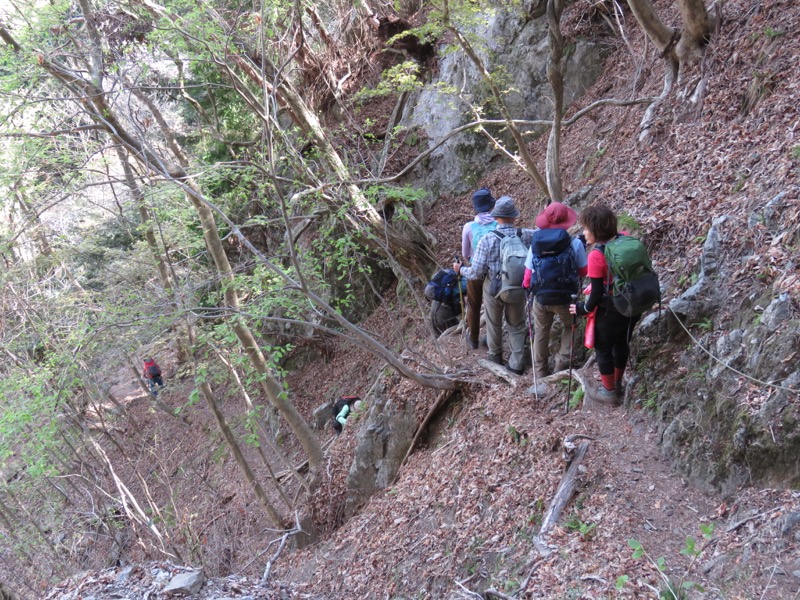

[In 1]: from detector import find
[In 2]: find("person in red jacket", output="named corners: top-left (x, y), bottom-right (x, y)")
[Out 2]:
top-left (569, 205), bottom-right (641, 405)
top-left (142, 357), bottom-right (165, 395)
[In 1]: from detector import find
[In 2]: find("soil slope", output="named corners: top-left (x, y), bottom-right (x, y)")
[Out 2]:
top-left (44, 0), bottom-right (799, 598)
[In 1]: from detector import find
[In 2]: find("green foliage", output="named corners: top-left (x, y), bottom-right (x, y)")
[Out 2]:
top-left (506, 424), bottom-right (528, 446)
top-left (355, 61), bottom-right (424, 101)
top-left (763, 26), bottom-right (786, 38)
top-left (616, 213), bottom-right (641, 235)
top-left (677, 272), bottom-right (698, 289)
top-left (615, 574), bottom-right (629, 591)
top-left (731, 170), bottom-right (749, 193)
top-left (791, 145), bottom-right (800, 160)
top-left (627, 523), bottom-right (715, 599)
top-left (691, 318), bottom-right (713, 332)
top-left (568, 385), bottom-right (583, 410)
top-left (527, 498), bottom-right (545, 527)
top-left (564, 515), bottom-right (597, 539)
top-left (643, 391), bottom-right (658, 411)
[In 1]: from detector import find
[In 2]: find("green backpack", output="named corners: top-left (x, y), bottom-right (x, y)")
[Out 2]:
top-left (601, 235), bottom-right (661, 317)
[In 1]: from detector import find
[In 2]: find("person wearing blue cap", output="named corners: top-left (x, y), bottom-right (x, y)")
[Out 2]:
top-left (454, 197), bottom-right (535, 375)
top-left (459, 188), bottom-right (497, 349)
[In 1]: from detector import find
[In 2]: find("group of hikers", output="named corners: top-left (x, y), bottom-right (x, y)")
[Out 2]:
top-left (445, 188), bottom-right (659, 405)
top-left (140, 187), bottom-right (656, 431)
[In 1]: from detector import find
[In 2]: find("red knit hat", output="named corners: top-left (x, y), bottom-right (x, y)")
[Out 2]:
top-left (534, 202), bottom-right (578, 229)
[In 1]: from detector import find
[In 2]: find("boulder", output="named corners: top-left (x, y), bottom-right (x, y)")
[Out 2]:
top-left (400, 9), bottom-right (605, 197)
top-left (344, 390), bottom-right (416, 517)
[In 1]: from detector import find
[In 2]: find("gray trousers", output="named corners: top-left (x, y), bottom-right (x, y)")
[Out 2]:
top-left (532, 299), bottom-right (573, 376)
top-left (483, 279), bottom-right (527, 372)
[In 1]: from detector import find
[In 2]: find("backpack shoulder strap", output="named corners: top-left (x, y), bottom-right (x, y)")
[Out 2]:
top-left (492, 230), bottom-right (506, 240)
top-left (516, 228), bottom-right (522, 237)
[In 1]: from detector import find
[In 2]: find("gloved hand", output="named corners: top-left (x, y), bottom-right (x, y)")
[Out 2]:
top-left (522, 268), bottom-right (533, 289)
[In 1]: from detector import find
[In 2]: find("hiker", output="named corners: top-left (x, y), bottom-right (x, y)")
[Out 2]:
top-left (332, 395), bottom-right (361, 434)
top-left (523, 202), bottom-right (588, 379)
top-left (569, 204), bottom-right (640, 405)
top-left (460, 187), bottom-right (496, 349)
top-left (454, 196), bottom-right (534, 375)
top-left (425, 268), bottom-right (467, 334)
top-left (142, 357), bottom-right (165, 395)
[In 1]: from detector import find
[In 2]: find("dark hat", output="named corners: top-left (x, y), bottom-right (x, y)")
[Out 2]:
top-left (535, 202), bottom-right (577, 229)
top-left (471, 188), bottom-right (495, 213)
top-left (490, 196), bottom-right (519, 219)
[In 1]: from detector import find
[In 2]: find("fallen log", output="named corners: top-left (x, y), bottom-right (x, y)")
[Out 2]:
top-left (532, 436), bottom-right (591, 556)
top-left (476, 358), bottom-right (518, 385)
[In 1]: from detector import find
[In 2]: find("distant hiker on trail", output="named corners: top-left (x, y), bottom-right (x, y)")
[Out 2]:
top-left (142, 357), bottom-right (165, 395)
top-left (454, 196), bottom-right (534, 375)
top-left (523, 202), bottom-right (587, 379)
top-left (332, 395), bottom-right (361, 434)
top-left (569, 204), bottom-right (642, 405)
top-left (460, 187), bottom-right (496, 349)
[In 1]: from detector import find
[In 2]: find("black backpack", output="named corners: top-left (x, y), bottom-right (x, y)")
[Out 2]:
top-left (424, 268), bottom-right (466, 334)
top-left (333, 395), bottom-right (360, 415)
top-left (332, 395), bottom-right (360, 433)
top-left (529, 229), bottom-right (580, 305)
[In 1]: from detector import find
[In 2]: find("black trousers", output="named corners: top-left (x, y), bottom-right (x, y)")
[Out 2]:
top-left (594, 304), bottom-right (640, 376)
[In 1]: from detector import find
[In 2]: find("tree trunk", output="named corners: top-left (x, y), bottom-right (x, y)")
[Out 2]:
top-left (626, 0), bottom-right (677, 56)
top-left (675, 0), bottom-right (710, 66)
top-left (198, 379), bottom-right (284, 526)
top-left (115, 146), bottom-right (172, 290)
top-left (545, 0), bottom-right (566, 203)
top-left (11, 186), bottom-right (52, 258)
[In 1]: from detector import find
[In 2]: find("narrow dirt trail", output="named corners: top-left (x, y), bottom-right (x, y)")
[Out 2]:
top-left (279, 332), bottom-right (799, 599)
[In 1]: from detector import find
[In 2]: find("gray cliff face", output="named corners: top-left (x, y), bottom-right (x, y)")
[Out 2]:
top-left (400, 9), bottom-right (605, 197)
top-left (635, 213), bottom-right (800, 493)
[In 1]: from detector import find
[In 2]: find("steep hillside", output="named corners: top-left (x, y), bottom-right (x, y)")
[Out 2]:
top-left (38, 0), bottom-right (799, 598)
top-left (275, 0), bottom-right (800, 597)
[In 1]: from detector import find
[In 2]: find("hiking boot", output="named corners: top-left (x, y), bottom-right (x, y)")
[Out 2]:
top-left (468, 338), bottom-right (479, 350)
top-left (527, 383), bottom-right (548, 397)
top-left (506, 363), bottom-right (524, 376)
top-left (615, 379), bottom-right (625, 399)
top-left (554, 357), bottom-right (570, 372)
top-left (488, 354), bottom-right (503, 366)
top-left (585, 384), bottom-right (621, 406)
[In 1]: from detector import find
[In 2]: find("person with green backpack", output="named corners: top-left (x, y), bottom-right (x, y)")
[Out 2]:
top-left (569, 204), bottom-right (660, 405)
top-left (454, 196), bottom-right (534, 375)
top-left (460, 187), bottom-right (497, 349)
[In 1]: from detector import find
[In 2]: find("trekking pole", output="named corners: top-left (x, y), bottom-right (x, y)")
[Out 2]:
top-left (454, 256), bottom-right (466, 343)
top-left (566, 293), bottom-right (578, 414)
top-left (527, 292), bottom-right (539, 403)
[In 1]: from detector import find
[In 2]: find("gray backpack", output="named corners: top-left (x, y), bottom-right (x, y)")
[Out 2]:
top-left (492, 229), bottom-right (527, 303)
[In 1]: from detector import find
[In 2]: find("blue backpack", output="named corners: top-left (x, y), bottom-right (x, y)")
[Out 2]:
top-left (470, 220), bottom-right (497, 253)
top-left (529, 229), bottom-right (579, 305)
